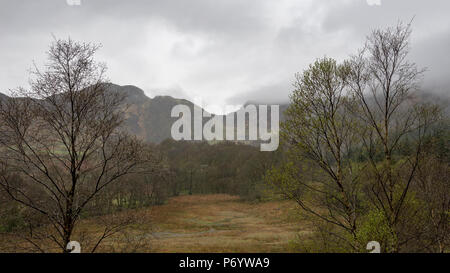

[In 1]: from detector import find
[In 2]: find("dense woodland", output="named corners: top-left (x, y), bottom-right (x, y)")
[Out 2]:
top-left (0, 22), bottom-right (448, 253)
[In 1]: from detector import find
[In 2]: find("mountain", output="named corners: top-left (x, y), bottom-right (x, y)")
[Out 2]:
top-left (0, 84), bottom-right (286, 144)
top-left (3, 84), bottom-right (448, 144)
top-left (0, 92), bottom-right (8, 101)
top-left (108, 84), bottom-right (286, 143)
top-left (108, 84), bottom-right (199, 143)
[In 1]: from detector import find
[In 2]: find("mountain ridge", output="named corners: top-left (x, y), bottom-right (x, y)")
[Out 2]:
top-left (2, 84), bottom-right (446, 144)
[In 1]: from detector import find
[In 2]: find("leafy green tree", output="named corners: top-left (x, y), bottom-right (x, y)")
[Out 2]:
top-left (270, 57), bottom-right (365, 251)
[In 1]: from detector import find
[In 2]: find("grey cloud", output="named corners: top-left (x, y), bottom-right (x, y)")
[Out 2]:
top-left (1, 0), bottom-right (449, 111)
top-left (322, 0), bottom-right (450, 35)
top-left (226, 81), bottom-right (292, 105)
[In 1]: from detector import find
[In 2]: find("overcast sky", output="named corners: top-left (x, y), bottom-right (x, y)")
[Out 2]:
top-left (1, 0), bottom-right (449, 113)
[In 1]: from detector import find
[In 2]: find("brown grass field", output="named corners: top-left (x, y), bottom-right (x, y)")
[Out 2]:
top-left (142, 194), bottom-right (311, 253)
top-left (89, 194), bottom-right (312, 252)
top-left (1, 194), bottom-right (313, 253)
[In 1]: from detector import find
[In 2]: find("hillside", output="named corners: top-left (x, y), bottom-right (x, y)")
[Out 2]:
top-left (1, 84), bottom-right (446, 144)
top-left (107, 84), bottom-right (287, 143)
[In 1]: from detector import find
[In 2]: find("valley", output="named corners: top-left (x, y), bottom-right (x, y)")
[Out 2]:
top-left (82, 194), bottom-right (309, 253)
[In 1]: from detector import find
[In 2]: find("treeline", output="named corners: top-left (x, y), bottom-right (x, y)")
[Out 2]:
top-left (159, 140), bottom-right (279, 199)
top-left (0, 140), bottom-right (278, 233)
top-left (79, 140), bottom-right (280, 214)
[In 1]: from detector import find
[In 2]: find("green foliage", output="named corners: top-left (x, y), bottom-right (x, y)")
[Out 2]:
top-left (289, 219), bottom-right (356, 253)
top-left (356, 209), bottom-right (397, 253)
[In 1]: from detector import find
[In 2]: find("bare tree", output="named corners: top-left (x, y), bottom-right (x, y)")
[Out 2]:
top-left (0, 38), bottom-right (154, 252)
top-left (347, 22), bottom-right (441, 252)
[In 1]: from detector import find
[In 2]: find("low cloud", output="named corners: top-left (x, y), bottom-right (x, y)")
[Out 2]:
top-left (1, 0), bottom-right (449, 111)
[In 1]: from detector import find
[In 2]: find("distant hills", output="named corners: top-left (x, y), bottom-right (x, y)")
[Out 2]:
top-left (0, 83), bottom-right (286, 144)
top-left (1, 83), bottom-right (447, 144)
top-left (109, 84), bottom-right (201, 143)
top-left (108, 83), bottom-right (287, 143)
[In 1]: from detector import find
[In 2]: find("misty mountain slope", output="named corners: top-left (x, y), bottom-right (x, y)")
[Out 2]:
top-left (107, 84), bottom-right (287, 144)
top-left (1, 85), bottom-right (285, 144)
top-left (107, 84), bottom-right (199, 143)
top-left (3, 84), bottom-right (445, 144)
